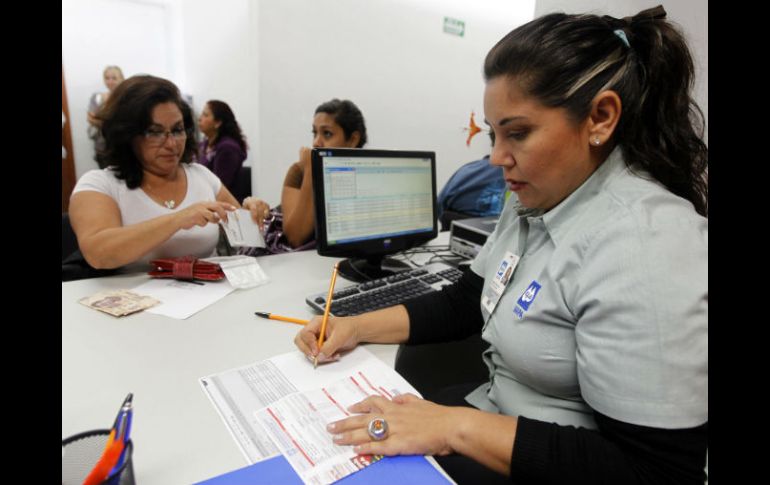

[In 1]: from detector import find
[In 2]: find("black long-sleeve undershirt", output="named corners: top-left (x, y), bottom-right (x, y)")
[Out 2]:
top-left (402, 268), bottom-right (708, 484)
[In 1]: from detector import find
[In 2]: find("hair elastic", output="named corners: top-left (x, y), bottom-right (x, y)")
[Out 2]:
top-left (614, 29), bottom-right (630, 47)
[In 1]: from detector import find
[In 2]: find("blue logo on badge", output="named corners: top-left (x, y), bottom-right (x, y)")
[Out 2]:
top-left (496, 260), bottom-right (509, 278)
top-left (516, 281), bottom-right (542, 311)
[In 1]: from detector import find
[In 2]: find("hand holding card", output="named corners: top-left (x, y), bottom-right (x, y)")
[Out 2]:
top-left (219, 208), bottom-right (266, 248)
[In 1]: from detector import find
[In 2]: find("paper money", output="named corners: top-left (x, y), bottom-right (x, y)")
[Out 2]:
top-left (79, 290), bottom-right (160, 317)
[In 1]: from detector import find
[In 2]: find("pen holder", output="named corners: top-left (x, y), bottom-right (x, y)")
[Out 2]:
top-left (62, 429), bottom-right (135, 485)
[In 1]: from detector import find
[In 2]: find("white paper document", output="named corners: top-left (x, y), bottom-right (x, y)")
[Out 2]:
top-left (220, 208), bottom-right (266, 247)
top-left (199, 347), bottom-right (420, 483)
top-left (132, 278), bottom-right (235, 319)
top-left (257, 365), bottom-right (413, 484)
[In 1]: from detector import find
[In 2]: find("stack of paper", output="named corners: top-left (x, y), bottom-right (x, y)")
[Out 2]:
top-left (198, 347), bottom-right (452, 485)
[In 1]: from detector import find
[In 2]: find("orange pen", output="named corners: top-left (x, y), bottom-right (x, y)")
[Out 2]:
top-left (82, 434), bottom-right (124, 485)
top-left (254, 312), bottom-right (309, 326)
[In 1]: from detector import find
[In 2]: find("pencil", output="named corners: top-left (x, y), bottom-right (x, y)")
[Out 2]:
top-left (315, 262), bottom-right (340, 369)
top-left (254, 312), bottom-right (309, 326)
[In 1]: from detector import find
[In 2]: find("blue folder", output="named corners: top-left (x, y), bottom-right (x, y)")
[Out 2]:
top-left (194, 453), bottom-right (452, 485)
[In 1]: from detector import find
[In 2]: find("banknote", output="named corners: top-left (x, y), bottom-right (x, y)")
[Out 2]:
top-left (79, 290), bottom-right (160, 317)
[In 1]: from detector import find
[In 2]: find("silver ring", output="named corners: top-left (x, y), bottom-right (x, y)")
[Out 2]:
top-left (367, 418), bottom-right (388, 441)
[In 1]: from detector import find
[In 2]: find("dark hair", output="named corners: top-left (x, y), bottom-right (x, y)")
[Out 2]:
top-left (484, 5), bottom-right (707, 216)
top-left (315, 99), bottom-right (368, 147)
top-left (97, 75), bottom-right (198, 189)
top-left (206, 100), bottom-right (248, 152)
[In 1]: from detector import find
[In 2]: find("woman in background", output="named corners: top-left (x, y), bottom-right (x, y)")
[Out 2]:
top-left (87, 65), bottom-right (125, 168)
top-left (280, 99), bottom-right (367, 248)
top-left (197, 100), bottom-right (248, 197)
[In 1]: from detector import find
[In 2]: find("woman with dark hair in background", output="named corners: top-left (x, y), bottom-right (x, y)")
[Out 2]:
top-left (69, 75), bottom-right (270, 271)
top-left (197, 100), bottom-right (248, 196)
top-left (295, 6), bottom-right (707, 484)
top-left (263, 98), bottom-right (367, 248)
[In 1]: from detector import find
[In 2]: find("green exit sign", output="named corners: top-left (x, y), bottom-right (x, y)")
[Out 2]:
top-left (443, 17), bottom-right (465, 37)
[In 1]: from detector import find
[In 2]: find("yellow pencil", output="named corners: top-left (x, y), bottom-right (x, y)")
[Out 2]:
top-left (315, 262), bottom-right (340, 369)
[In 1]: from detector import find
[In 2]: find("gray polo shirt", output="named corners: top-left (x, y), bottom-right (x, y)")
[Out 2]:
top-left (467, 148), bottom-right (707, 430)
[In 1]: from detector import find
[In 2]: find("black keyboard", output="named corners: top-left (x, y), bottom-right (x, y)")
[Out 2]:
top-left (305, 262), bottom-right (463, 317)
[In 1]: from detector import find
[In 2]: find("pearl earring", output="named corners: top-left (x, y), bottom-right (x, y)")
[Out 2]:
top-left (592, 136), bottom-right (601, 146)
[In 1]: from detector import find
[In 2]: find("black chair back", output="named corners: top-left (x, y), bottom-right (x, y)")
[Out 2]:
top-left (62, 212), bottom-right (119, 281)
top-left (62, 213), bottom-right (79, 261)
top-left (230, 165), bottom-right (252, 203)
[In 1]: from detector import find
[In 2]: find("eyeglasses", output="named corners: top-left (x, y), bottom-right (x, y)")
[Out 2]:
top-left (143, 127), bottom-right (188, 146)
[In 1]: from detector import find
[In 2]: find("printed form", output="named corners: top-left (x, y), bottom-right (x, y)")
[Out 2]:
top-left (200, 347), bottom-right (420, 484)
top-left (256, 364), bottom-right (411, 484)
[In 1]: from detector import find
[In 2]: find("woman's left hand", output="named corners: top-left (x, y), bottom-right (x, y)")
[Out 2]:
top-left (242, 196), bottom-right (271, 226)
top-left (328, 394), bottom-right (458, 457)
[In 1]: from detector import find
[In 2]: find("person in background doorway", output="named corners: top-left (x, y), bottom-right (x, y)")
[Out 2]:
top-left (87, 65), bottom-right (124, 168)
top-left (197, 100), bottom-right (248, 197)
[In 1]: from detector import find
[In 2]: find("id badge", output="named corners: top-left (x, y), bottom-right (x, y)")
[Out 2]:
top-left (481, 252), bottom-right (520, 316)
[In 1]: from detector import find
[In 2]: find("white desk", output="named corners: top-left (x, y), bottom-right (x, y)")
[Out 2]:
top-left (62, 237), bottom-right (452, 484)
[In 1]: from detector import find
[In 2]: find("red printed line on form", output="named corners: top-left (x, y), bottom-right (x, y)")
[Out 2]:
top-left (322, 387), bottom-right (349, 416)
top-left (349, 376), bottom-right (369, 396)
top-left (358, 371), bottom-right (388, 398)
top-left (266, 407), bottom-right (314, 466)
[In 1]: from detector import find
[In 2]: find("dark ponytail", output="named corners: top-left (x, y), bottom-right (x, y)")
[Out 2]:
top-left (484, 6), bottom-right (707, 216)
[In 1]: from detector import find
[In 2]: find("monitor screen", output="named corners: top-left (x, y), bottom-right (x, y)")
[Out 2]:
top-left (312, 147), bottom-right (437, 282)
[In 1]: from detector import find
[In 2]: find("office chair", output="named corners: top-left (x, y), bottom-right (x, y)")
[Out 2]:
top-left (62, 212), bottom-right (118, 281)
top-left (230, 165), bottom-right (252, 204)
top-left (62, 213), bottom-right (79, 261)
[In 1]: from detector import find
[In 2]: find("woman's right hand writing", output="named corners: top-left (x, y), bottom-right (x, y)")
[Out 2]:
top-left (295, 315), bottom-right (361, 364)
top-left (176, 201), bottom-right (236, 230)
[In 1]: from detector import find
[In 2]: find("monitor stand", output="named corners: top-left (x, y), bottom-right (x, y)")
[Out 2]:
top-left (337, 256), bottom-right (412, 283)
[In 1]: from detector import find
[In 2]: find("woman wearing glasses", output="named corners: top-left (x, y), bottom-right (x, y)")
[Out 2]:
top-left (69, 75), bottom-right (270, 271)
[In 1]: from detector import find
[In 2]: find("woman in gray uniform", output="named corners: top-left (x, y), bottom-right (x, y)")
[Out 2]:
top-left (295, 6), bottom-right (707, 484)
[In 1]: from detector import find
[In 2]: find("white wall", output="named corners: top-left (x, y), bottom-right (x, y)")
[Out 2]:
top-left (255, 0), bottom-right (534, 205)
top-left (62, 0), bottom-right (180, 179)
top-left (534, 0), bottom-right (708, 142)
top-left (178, 0), bottom-right (259, 168)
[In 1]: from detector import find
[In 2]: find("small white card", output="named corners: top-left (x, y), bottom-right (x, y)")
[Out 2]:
top-left (220, 209), bottom-right (266, 248)
top-left (203, 256), bottom-right (270, 289)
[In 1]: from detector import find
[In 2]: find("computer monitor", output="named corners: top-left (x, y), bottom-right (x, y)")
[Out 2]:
top-left (311, 147), bottom-right (438, 283)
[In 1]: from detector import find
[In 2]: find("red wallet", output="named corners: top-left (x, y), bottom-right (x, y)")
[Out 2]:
top-left (148, 255), bottom-right (225, 281)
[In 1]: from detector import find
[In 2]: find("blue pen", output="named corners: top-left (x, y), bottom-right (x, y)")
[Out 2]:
top-left (109, 394), bottom-right (133, 476)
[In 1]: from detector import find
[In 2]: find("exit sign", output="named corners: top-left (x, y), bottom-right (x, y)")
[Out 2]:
top-left (443, 17), bottom-right (465, 37)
